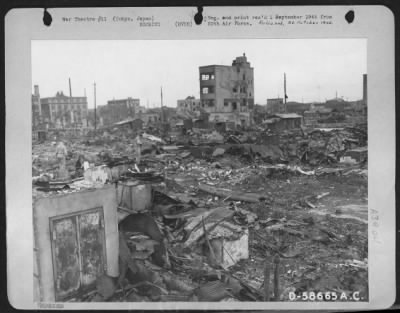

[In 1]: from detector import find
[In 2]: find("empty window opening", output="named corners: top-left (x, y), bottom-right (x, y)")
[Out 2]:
top-left (201, 73), bottom-right (215, 81)
top-left (202, 86), bottom-right (214, 94)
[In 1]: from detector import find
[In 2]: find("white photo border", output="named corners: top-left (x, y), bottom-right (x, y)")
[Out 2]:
top-left (5, 5), bottom-right (396, 310)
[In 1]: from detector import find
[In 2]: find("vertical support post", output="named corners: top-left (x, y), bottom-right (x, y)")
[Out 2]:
top-left (273, 254), bottom-right (280, 301)
top-left (94, 82), bottom-right (97, 131)
top-left (160, 86), bottom-right (164, 122)
top-left (284, 73), bottom-right (287, 113)
top-left (263, 259), bottom-right (271, 301)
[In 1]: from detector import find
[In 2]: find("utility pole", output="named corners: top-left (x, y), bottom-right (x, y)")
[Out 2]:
top-left (284, 73), bottom-right (287, 113)
top-left (160, 86), bottom-right (164, 122)
top-left (69, 78), bottom-right (72, 97)
top-left (94, 82), bottom-right (97, 131)
top-left (69, 78), bottom-right (75, 129)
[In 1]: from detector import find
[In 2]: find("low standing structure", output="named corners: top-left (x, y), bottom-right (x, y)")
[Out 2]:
top-left (263, 113), bottom-right (303, 132)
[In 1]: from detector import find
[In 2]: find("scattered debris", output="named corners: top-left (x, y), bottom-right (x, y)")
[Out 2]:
top-left (32, 123), bottom-right (368, 302)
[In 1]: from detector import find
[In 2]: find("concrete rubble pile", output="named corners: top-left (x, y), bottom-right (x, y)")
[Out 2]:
top-left (32, 124), bottom-right (368, 302)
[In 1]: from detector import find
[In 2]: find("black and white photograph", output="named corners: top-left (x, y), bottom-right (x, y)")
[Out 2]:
top-left (31, 38), bottom-right (369, 303)
top-left (5, 6), bottom-right (395, 310)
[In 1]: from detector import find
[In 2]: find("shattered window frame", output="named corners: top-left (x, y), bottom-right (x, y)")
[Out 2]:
top-left (201, 73), bottom-right (215, 81)
top-left (49, 207), bottom-right (107, 302)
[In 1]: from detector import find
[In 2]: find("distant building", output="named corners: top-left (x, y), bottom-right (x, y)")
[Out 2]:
top-left (177, 96), bottom-right (201, 113)
top-left (138, 112), bottom-right (161, 125)
top-left (323, 98), bottom-right (348, 111)
top-left (107, 97), bottom-right (140, 120)
top-left (97, 97), bottom-right (140, 125)
top-left (137, 106), bottom-right (147, 114)
top-left (199, 54), bottom-right (255, 127)
top-left (144, 106), bottom-right (177, 126)
top-left (266, 98), bottom-right (284, 114)
top-left (263, 113), bottom-right (303, 132)
top-left (303, 111), bottom-right (318, 127)
top-left (36, 86), bottom-right (88, 129)
top-left (303, 107), bottom-right (333, 126)
top-left (286, 102), bottom-right (312, 115)
top-left (253, 104), bottom-right (269, 124)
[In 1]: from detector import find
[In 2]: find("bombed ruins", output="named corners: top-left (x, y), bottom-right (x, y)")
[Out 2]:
top-left (32, 54), bottom-right (368, 302)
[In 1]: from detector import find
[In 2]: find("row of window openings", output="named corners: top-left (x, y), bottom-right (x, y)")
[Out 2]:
top-left (52, 110), bottom-right (86, 116)
top-left (52, 110), bottom-right (85, 116)
top-left (233, 87), bottom-right (251, 94)
top-left (202, 87), bottom-right (252, 97)
top-left (201, 73), bottom-right (215, 81)
top-left (51, 105), bottom-right (87, 110)
top-left (202, 87), bottom-right (249, 94)
top-left (201, 73), bottom-right (250, 81)
top-left (52, 106), bottom-right (86, 109)
top-left (181, 103), bottom-right (200, 108)
top-left (46, 99), bottom-right (86, 104)
top-left (200, 101), bottom-right (247, 108)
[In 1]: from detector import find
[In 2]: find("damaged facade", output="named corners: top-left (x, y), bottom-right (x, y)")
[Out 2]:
top-left (177, 96), bottom-right (201, 114)
top-left (199, 54), bottom-right (254, 128)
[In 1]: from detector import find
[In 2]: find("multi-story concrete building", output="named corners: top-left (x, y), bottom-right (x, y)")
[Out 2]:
top-left (36, 87), bottom-right (88, 129)
top-left (199, 54), bottom-right (254, 127)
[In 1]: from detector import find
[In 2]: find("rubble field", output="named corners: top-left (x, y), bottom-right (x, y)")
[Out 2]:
top-left (32, 124), bottom-right (368, 302)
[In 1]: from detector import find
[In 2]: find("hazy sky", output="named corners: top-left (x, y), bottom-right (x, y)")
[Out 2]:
top-left (32, 39), bottom-right (366, 109)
